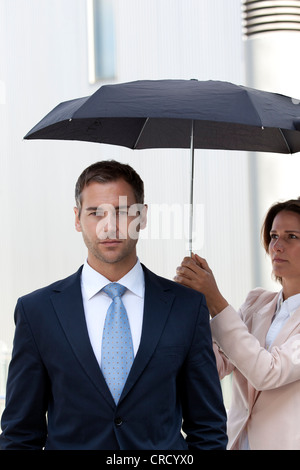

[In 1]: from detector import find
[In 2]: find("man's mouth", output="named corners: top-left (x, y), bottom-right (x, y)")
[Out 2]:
top-left (99, 239), bottom-right (123, 245)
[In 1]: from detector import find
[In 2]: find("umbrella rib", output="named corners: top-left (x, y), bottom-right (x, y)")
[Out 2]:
top-left (133, 118), bottom-right (149, 149)
top-left (278, 128), bottom-right (292, 154)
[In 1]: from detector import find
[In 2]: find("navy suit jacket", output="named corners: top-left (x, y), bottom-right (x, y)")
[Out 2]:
top-left (0, 265), bottom-right (227, 450)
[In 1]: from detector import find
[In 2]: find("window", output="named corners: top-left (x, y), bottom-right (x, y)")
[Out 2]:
top-left (87, 0), bottom-right (116, 83)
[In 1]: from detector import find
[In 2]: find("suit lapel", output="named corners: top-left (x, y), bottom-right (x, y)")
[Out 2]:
top-left (248, 293), bottom-right (300, 409)
top-left (50, 267), bottom-right (115, 409)
top-left (49, 265), bottom-right (176, 407)
top-left (247, 293), bottom-right (279, 407)
top-left (120, 265), bottom-right (175, 402)
top-left (252, 292), bottom-right (300, 349)
top-left (271, 306), bottom-right (300, 348)
top-left (251, 294), bottom-right (279, 347)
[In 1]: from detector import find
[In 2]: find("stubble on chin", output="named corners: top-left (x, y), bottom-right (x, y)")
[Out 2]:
top-left (87, 237), bottom-right (138, 266)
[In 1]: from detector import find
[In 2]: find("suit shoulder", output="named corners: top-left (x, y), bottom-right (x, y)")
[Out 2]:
top-left (18, 267), bottom-right (82, 305)
top-left (164, 276), bottom-right (204, 299)
top-left (142, 264), bottom-right (205, 301)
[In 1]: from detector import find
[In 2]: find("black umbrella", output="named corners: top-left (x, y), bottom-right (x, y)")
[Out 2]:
top-left (24, 79), bottom-right (300, 252)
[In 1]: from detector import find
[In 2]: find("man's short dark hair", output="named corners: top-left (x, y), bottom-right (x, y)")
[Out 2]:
top-left (75, 160), bottom-right (145, 216)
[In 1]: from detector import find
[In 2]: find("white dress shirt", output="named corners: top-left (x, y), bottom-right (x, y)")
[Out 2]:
top-left (80, 259), bottom-right (145, 368)
top-left (265, 290), bottom-right (300, 349)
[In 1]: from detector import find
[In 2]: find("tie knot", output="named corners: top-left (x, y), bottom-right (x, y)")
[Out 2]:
top-left (103, 282), bottom-right (127, 299)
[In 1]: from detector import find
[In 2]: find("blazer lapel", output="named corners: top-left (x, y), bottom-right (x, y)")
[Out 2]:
top-left (251, 294), bottom-right (279, 347)
top-left (271, 306), bottom-right (300, 348)
top-left (120, 265), bottom-right (175, 402)
top-left (247, 293), bottom-right (279, 408)
top-left (50, 267), bottom-right (115, 409)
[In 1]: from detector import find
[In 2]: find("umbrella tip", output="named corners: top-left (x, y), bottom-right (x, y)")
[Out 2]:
top-left (294, 120), bottom-right (300, 131)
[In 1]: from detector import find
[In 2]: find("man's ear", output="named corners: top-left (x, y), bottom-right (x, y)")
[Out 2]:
top-left (74, 207), bottom-right (82, 232)
top-left (140, 204), bottom-right (148, 230)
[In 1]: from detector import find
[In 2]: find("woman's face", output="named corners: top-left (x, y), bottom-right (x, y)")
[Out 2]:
top-left (269, 210), bottom-right (300, 288)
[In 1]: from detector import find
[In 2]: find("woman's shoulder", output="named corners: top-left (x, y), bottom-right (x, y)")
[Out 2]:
top-left (241, 287), bottom-right (279, 313)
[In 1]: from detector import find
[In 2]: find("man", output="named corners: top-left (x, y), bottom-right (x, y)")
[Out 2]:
top-left (0, 160), bottom-right (227, 450)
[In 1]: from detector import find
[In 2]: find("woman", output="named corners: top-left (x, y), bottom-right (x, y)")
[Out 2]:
top-left (175, 198), bottom-right (300, 450)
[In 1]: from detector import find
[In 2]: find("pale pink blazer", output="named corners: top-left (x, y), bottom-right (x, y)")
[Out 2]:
top-left (211, 288), bottom-right (300, 450)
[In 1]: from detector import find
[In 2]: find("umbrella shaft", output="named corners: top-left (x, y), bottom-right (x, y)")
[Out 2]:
top-left (189, 121), bottom-right (195, 255)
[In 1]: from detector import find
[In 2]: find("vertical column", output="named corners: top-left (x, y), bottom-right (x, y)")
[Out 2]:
top-left (242, 1), bottom-right (300, 289)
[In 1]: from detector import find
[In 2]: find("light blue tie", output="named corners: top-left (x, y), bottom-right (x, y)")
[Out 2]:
top-left (101, 283), bottom-right (134, 404)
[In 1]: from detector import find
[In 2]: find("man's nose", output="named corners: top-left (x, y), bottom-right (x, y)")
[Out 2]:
top-left (104, 212), bottom-right (116, 231)
top-left (96, 210), bottom-right (117, 239)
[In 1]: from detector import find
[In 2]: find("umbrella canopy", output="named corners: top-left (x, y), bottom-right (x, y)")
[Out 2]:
top-left (24, 79), bottom-right (300, 253)
top-left (25, 79), bottom-right (300, 154)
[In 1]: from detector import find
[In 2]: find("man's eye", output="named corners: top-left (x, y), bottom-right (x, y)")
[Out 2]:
top-left (89, 211), bottom-right (105, 217)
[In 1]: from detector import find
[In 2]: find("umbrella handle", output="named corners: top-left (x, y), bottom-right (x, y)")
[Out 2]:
top-left (189, 120), bottom-right (195, 256)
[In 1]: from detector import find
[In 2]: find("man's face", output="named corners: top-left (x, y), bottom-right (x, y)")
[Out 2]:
top-left (74, 179), bottom-right (147, 272)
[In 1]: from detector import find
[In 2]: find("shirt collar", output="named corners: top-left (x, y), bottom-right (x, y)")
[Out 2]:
top-left (81, 258), bottom-right (145, 300)
top-left (276, 290), bottom-right (300, 318)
